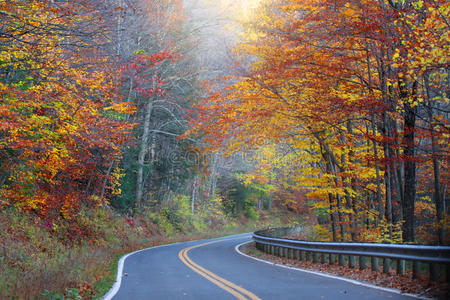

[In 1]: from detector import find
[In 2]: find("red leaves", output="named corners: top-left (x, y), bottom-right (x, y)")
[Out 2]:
top-left (0, 0), bottom-right (134, 217)
top-left (121, 52), bottom-right (175, 100)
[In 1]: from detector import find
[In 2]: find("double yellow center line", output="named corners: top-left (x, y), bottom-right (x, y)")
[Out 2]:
top-left (178, 239), bottom-right (261, 300)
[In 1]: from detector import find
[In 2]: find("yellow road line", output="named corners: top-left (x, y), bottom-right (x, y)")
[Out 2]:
top-left (178, 239), bottom-right (261, 300)
top-left (179, 248), bottom-right (246, 300)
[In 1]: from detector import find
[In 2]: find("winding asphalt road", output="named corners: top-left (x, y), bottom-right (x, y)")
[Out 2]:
top-left (107, 234), bottom-right (419, 300)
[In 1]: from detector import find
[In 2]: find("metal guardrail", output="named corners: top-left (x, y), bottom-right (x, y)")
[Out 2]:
top-left (253, 226), bottom-right (450, 281)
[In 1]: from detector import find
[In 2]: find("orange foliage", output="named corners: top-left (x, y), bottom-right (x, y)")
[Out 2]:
top-left (0, 1), bottom-right (134, 216)
top-left (187, 0), bottom-right (449, 243)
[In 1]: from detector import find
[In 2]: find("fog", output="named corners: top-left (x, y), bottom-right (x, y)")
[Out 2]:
top-left (183, 0), bottom-right (261, 81)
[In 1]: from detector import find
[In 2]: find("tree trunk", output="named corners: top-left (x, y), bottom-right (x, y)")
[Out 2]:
top-left (383, 112), bottom-right (393, 239)
top-left (319, 139), bottom-right (339, 242)
top-left (330, 157), bottom-right (346, 242)
top-left (100, 160), bottom-right (115, 200)
top-left (191, 177), bottom-right (197, 215)
top-left (345, 121), bottom-right (358, 241)
top-left (377, 47), bottom-right (393, 238)
top-left (371, 116), bottom-right (383, 226)
top-left (401, 80), bottom-right (417, 242)
top-left (136, 99), bottom-right (154, 208)
top-left (425, 75), bottom-right (444, 244)
top-left (329, 194), bottom-right (338, 242)
top-left (116, 0), bottom-right (123, 56)
top-left (337, 193), bottom-right (345, 242)
top-left (209, 152), bottom-right (219, 200)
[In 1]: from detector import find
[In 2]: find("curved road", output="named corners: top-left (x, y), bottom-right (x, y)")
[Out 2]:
top-left (108, 234), bottom-right (418, 300)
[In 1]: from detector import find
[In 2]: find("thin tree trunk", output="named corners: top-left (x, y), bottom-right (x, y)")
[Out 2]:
top-left (320, 139), bottom-right (338, 242)
top-left (209, 152), bottom-right (219, 200)
top-left (329, 194), bottom-right (338, 242)
top-left (125, 77), bottom-right (134, 121)
top-left (136, 98), bottom-right (154, 208)
top-left (401, 80), bottom-right (417, 242)
top-left (116, 0), bottom-right (123, 56)
top-left (191, 177), bottom-right (197, 215)
top-left (425, 75), bottom-right (444, 244)
top-left (376, 46), bottom-right (393, 236)
top-left (330, 157), bottom-right (346, 242)
top-left (345, 121), bottom-right (358, 241)
top-left (318, 138), bottom-right (347, 241)
top-left (392, 120), bottom-right (404, 222)
top-left (336, 194), bottom-right (345, 242)
top-left (383, 112), bottom-right (393, 239)
top-left (100, 160), bottom-right (115, 200)
top-left (371, 116), bottom-right (383, 226)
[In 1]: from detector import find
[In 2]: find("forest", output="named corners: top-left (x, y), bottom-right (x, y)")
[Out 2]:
top-left (0, 0), bottom-right (448, 298)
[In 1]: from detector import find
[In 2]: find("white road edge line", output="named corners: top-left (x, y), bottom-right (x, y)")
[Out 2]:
top-left (102, 233), bottom-right (251, 300)
top-left (234, 241), bottom-right (434, 300)
top-left (101, 241), bottom-right (184, 300)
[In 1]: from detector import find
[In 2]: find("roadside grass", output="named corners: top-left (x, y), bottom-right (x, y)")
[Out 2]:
top-left (0, 207), bottom-right (298, 299)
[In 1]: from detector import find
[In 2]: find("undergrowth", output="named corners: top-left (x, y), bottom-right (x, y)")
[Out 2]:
top-left (0, 202), bottom-right (298, 299)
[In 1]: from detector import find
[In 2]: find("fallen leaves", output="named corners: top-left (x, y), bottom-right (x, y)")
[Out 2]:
top-left (242, 243), bottom-right (449, 299)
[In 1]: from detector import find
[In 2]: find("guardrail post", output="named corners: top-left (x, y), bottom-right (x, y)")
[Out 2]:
top-left (301, 250), bottom-right (306, 261)
top-left (284, 247), bottom-right (288, 258)
top-left (383, 258), bottom-right (391, 273)
top-left (430, 263), bottom-right (439, 282)
top-left (349, 255), bottom-right (356, 268)
top-left (306, 251), bottom-right (312, 261)
top-left (359, 256), bottom-right (366, 270)
top-left (412, 261), bottom-right (420, 279)
top-left (313, 252), bottom-right (319, 263)
top-left (338, 254), bottom-right (345, 267)
top-left (396, 259), bottom-right (405, 275)
top-left (294, 249), bottom-right (299, 260)
top-left (289, 248), bottom-right (293, 259)
top-left (329, 254), bottom-right (335, 265)
top-left (371, 257), bottom-right (379, 272)
top-left (321, 253), bottom-right (326, 264)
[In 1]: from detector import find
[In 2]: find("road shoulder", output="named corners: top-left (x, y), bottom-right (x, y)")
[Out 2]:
top-left (235, 241), bottom-right (441, 300)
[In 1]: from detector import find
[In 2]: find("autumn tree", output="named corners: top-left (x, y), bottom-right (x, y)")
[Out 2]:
top-left (188, 0), bottom-right (449, 244)
top-left (106, 0), bottom-right (203, 211)
top-left (0, 0), bottom-right (133, 216)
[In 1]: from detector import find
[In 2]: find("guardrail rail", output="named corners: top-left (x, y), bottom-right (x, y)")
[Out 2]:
top-left (253, 227), bottom-right (450, 282)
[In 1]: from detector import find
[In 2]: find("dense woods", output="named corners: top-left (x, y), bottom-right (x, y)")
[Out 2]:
top-left (189, 0), bottom-right (449, 244)
top-left (0, 0), bottom-right (193, 214)
top-left (0, 0), bottom-right (448, 298)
